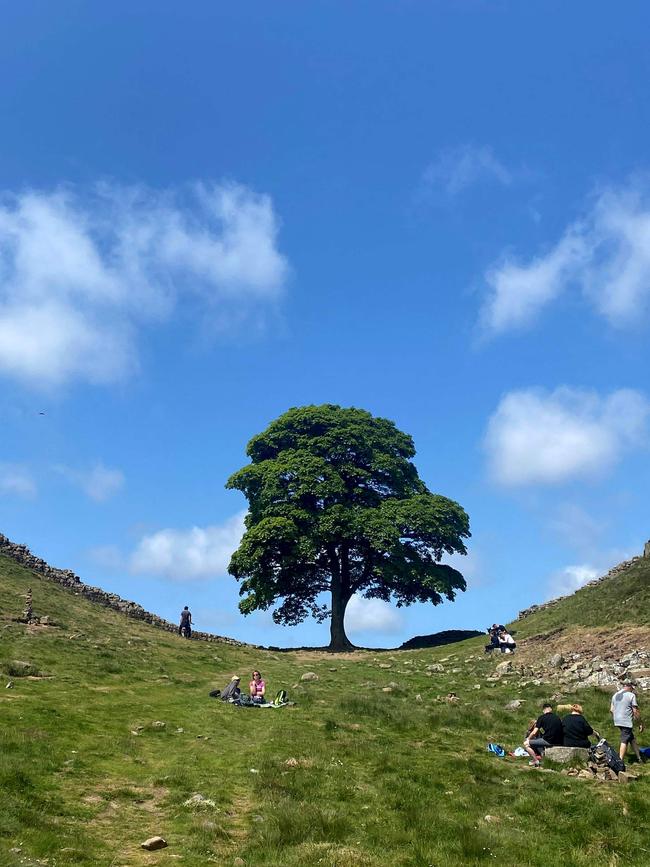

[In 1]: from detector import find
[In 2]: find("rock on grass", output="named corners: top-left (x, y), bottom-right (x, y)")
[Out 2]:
top-left (141, 836), bottom-right (167, 850)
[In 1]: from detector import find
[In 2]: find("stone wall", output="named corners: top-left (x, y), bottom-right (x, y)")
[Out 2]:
top-left (518, 557), bottom-right (642, 620)
top-left (0, 534), bottom-right (248, 646)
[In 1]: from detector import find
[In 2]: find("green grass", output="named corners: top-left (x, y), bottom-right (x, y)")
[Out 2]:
top-left (1, 552), bottom-right (649, 866)
top-left (513, 555), bottom-right (650, 638)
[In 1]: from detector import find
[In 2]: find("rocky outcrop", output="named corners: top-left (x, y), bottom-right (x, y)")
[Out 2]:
top-left (491, 649), bottom-right (650, 691)
top-left (518, 558), bottom-right (642, 620)
top-left (0, 534), bottom-right (248, 646)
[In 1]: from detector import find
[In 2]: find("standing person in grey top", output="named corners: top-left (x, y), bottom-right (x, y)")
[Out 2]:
top-left (611, 681), bottom-right (644, 763)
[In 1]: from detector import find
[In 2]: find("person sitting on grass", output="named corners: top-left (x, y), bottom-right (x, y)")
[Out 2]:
top-left (524, 702), bottom-right (564, 766)
top-left (220, 676), bottom-right (241, 702)
top-left (485, 625), bottom-right (501, 653)
top-left (611, 681), bottom-right (645, 764)
top-left (498, 630), bottom-right (516, 654)
top-left (561, 704), bottom-right (599, 748)
top-left (249, 670), bottom-right (266, 703)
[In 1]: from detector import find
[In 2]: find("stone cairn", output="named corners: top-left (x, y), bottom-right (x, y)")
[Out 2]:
top-left (23, 587), bottom-right (34, 623)
top-left (0, 533), bottom-right (249, 647)
top-left (560, 744), bottom-right (638, 785)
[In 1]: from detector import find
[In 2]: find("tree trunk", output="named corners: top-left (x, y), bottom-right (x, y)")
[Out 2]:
top-left (328, 543), bottom-right (355, 651)
top-left (328, 585), bottom-right (354, 651)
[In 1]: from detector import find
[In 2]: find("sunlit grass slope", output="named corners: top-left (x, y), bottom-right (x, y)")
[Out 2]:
top-left (1, 552), bottom-right (649, 867)
top-left (513, 555), bottom-right (650, 639)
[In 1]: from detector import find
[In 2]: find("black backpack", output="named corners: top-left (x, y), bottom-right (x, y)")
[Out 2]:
top-left (590, 739), bottom-right (625, 774)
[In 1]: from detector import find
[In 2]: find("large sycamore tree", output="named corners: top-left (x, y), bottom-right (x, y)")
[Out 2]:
top-left (227, 405), bottom-right (470, 651)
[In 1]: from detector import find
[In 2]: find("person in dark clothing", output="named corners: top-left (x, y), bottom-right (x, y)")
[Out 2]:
top-left (562, 704), bottom-right (599, 748)
top-left (179, 606), bottom-right (192, 637)
top-left (485, 624), bottom-right (501, 653)
top-left (524, 703), bottom-right (564, 766)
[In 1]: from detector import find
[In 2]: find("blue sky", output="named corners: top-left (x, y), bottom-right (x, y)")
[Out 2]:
top-left (1, 1), bottom-right (650, 647)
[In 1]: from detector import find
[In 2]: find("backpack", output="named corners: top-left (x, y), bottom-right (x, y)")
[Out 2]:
top-left (590, 738), bottom-right (625, 774)
top-left (273, 689), bottom-right (288, 707)
top-left (487, 743), bottom-right (506, 757)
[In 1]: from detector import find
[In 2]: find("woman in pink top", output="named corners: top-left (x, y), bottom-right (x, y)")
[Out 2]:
top-left (249, 670), bottom-right (266, 703)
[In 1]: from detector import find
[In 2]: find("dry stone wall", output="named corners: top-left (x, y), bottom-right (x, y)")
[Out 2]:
top-left (517, 557), bottom-right (642, 620)
top-left (0, 533), bottom-right (248, 646)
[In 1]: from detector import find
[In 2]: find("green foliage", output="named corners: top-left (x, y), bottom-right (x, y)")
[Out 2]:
top-left (227, 405), bottom-right (471, 647)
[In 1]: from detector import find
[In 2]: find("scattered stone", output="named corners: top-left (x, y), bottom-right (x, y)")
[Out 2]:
top-left (285, 758), bottom-right (299, 767)
top-left (5, 681), bottom-right (13, 689)
top-left (234, 858), bottom-right (246, 866)
top-left (176, 727), bottom-right (184, 733)
top-left (382, 687), bottom-right (393, 693)
top-left (328, 667), bottom-right (337, 672)
top-left (151, 721), bottom-right (166, 729)
top-left (544, 746), bottom-right (590, 763)
top-left (300, 672), bottom-right (319, 682)
top-left (618, 772), bottom-right (639, 784)
top-left (426, 664), bottom-right (444, 672)
top-left (473, 684), bottom-right (481, 690)
top-left (504, 700), bottom-right (523, 711)
top-left (495, 661), bottom-right (512, 675)
top-left (484, 815), bottom-right (500, 823)
top-left (378, 663), bottom-right (392, 669)
top-left (250, 768), bottom-right (259, 774)
top-left (549, 653), bottom-right (565, 668)
top-left (141, 836), bottom-right (168, 851)
top-left (415, 694), bottom-right (422, 702)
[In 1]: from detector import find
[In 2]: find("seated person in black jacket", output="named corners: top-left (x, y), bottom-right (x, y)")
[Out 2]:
top-left (524, 702), bottom-right (564, 765)
top-left (562, 703), bottom-right (600, 747)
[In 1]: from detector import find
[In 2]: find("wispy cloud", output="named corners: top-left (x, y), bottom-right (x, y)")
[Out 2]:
top-left (345, 595), bottom-right (403, 634)
top-left (484, 387), bottom-right (650, 486)
top-left (129, 511), bottom-right (246, 581)
top-left (546, 563), bottom-right (600, 600)
top-left (55, 462), bottom-right (125, 502)
top-left (481, 180), bottom-right (650, 334)
top-left (0, 182), bottom-right (289, 388)
top-left (421, 144), bottom-right (512, 197)
top-left (0, 463), bottom-right (37, 498)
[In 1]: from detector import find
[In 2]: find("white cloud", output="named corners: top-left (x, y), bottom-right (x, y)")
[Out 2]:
top-left (55, 462), bottom-right (125, 502)
top-left (485, 387), bottom-right (650, 486)
top-left (129, 511), bottom-right (246, 581)
top-left (0, 463), bottom-right (36, 498)
top-left (422, 144), bottom-right (511, 197)
top-left (481, 181), bottom-right (650, 334)
top-left (0, 182), bottom-right (289, 388)
top-left (345, 595), bottom-right (403, 634)
top-left (547, 563), bottom-right (599, 600)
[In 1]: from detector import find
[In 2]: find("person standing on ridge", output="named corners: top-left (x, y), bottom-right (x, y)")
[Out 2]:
top-left (179, 606), bottom-right (192, 638)
top-left (611, 681), bottom-right (644, 763)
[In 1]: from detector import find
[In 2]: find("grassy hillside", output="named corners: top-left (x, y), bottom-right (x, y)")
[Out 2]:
top-left (1, 552), bottom-right (650, 867)
top-left (513, 556), bottom-right (650, 639)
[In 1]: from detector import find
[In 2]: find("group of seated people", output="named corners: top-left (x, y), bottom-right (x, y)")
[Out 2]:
top-left (485, 624), bottom-right (516, 654)
top-left (524, 702), bottom-right (598, 766)
top-left (218, 670), bottom-right (266, 703)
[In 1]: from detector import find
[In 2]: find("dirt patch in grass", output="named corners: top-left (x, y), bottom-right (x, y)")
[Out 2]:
top-left (518, 624), bottom-right (650, 663)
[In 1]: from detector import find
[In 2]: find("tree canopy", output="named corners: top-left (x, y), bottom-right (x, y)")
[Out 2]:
top-left (226, 404), bottom-right (470, 650)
